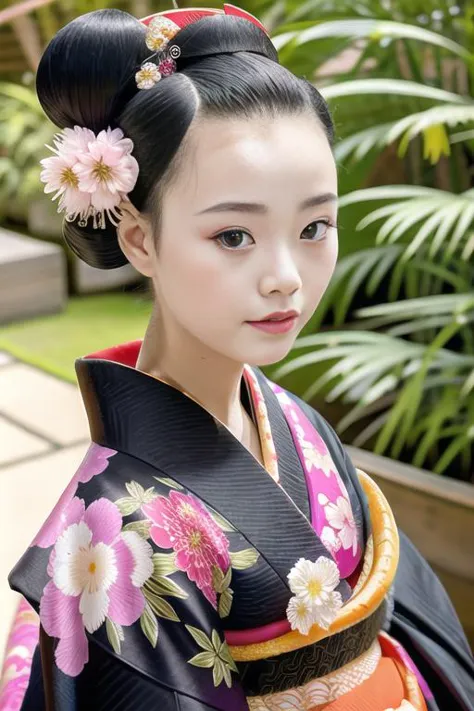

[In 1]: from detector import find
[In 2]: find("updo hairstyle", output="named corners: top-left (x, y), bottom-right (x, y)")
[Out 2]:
top-left (36, 9), bottom-right (334, 269)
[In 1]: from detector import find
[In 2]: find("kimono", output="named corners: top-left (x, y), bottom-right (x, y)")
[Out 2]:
top-left (4, 341), bottom-right (474, 711)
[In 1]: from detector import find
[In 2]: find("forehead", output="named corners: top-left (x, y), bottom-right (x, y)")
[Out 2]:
top-left (173, 114), bottom-right (337, 206)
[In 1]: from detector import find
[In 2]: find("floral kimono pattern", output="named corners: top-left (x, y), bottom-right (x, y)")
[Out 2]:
top-left (5, 342), bottom-right (474, 711)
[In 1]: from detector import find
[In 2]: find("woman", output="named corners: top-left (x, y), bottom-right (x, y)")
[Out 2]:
top-left (3, 5), bottom-right (474, 710)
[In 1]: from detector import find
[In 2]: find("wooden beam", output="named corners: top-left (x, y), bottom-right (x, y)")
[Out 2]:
top-left (0, 0), bottom-right (54, 27)
top-left (11, 14), bottom-right (43, 71)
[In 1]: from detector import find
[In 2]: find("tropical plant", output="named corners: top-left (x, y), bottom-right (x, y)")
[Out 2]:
top-left (0, 81), bottom-right (55, 213)
top-left (1, 0), bottom-right (473, 476)
top-left (266, 4), bottom-right (474, 479)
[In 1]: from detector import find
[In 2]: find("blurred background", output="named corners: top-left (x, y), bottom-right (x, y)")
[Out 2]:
top-left (0, 0), bottom-right (473, 655)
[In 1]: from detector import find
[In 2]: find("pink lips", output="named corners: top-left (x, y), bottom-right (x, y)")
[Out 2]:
top-left (246, 311), bottom-right (299, 335)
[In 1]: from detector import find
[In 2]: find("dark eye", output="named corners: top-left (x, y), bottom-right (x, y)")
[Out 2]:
top-left (301, 219), bottom-right (333, 241)
top-left (215, 230), bottom-right (255, 250)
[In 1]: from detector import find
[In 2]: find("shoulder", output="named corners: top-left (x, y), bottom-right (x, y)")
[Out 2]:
top-left (7, 443), bottom-right (237, 682)
top-left (8, 443), bottom-right (122, 606)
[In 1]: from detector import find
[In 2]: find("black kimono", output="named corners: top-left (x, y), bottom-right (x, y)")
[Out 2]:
top-left (5, 342), bottom-right (474, 710)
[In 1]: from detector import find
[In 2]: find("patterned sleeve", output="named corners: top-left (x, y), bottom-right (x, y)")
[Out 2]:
top-left (7, 444), bottom-right (248, 711)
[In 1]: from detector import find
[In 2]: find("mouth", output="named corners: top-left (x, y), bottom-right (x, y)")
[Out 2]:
top-left (246, 311), bottom-right (300, 335)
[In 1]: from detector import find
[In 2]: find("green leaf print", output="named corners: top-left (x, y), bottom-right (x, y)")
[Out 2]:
top-left (185, 625), bottom-right (214, 652)
top-left (122, 519), bottom-right (152, 538)
top-left (105, 618), bottom-right (124, 655)
top-left (230, 548), bottom-right (259, 570)
top-left (126, 481), bottom-right (146, 500)
top-left (186, 627), bottom-right (238, 688)
top-left (144, 587), bottom-right (180, 622)
top-left (140, 602), bottom-right (159, 648)
top-left (211, 629), bottom-right (221, 652)
top-left (142, 486), bottom-right (157, 504)
top-left (212, 566), bottom-right (225, 594)
top-left (209, 510), bottom-right (236, 532)
top-left (222, 663), bottom-right (232, 689)
top-left (218, 588), bottom-right (233, 619)
top-left (146, 575), bottom-right (188, 599)
top-left (213, 658), bottom-right (225, 687)
top-left (152, 552), bottom-right (178, 577)
top-left (218, 642), bottom-right (238, 673)
top-left (115, 497), bottom-right (141, 516)
top-left (154, 476), bottom-right (184, 490)
top-left (188, 651), bottom-right (216, 668)
top-left (222, 566), bottom-right (232, 590)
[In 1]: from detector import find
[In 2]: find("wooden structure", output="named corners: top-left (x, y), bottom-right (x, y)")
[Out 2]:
top-left (349, 445), bottom-right (474, 650)
top-left (0, 226), bottom-right (66, 323)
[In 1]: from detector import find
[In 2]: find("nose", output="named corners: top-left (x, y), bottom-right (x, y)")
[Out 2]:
top-left (259, 248), bottom-right (302, 297)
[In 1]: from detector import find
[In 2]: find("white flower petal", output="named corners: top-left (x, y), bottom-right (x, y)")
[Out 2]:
top-left (85, 542), bottom-right (118, 593)
top-left (287, 556), bottom-right (341, 612)
top-left (54, 521), bottom-right (92, 566)
top-left (79, 587), bottom-right (109, 633)
top-left (286, 596), bottom-right (314, 635)
top-left (287, 558), bottom-right (314, 595)
top-left (312, 556), bottom-right (340, 591)
top-left (311, 590), bottom-right (342, 630)
top-left (338, 523), bottom-right (357, 552)
top-left (120, 531), bottom-right (153, 587)
top-left (327, 497), bottom-right (350, 528)
top-left (320, 526), bottom-right (341, 555)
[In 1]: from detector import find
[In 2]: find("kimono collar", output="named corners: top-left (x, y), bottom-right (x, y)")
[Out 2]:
top-left (76, 341), bottom-right (352, 603)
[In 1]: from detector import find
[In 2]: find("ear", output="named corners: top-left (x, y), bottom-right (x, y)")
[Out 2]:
top-left (117, 203), bottom-right (155, 278)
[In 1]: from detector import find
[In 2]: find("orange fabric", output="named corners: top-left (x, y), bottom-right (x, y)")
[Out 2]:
top-left (316, 656), bottom-right (405, 711)
top-left (379, 633), bottom-right (429, 710)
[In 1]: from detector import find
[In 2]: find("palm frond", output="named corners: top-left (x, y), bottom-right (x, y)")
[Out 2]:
top-left (339, 187), bottom-right (474, 258)
top-left (322, 78), bottom-right (469, 103)
top-left (335, 105), bottom-right (474, 163)
top-left (273, 19), bottom-right (471, 61)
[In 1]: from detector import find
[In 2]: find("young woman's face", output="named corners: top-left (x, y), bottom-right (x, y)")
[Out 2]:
top-left (151, 114), bottom-right (338, 366)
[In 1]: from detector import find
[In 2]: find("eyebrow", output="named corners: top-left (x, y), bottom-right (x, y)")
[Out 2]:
top-left (196, 193), bottom-right (338, 216)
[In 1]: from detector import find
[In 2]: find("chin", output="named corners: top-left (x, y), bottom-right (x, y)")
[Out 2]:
top-left (244, 341), bottom-right (296, 368)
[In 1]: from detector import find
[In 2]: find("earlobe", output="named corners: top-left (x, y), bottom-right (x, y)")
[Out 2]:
top-left (117, 206), bottom-right (155, 278)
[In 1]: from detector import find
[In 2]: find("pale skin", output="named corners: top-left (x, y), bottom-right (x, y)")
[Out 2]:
top-left (117, 114), bottom-right (338, 464)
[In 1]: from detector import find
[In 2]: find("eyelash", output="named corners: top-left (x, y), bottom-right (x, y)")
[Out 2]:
top-left (212, 219), bottom-right (336, 251)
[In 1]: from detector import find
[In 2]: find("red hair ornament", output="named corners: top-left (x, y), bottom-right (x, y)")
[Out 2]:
top-left (135, 3), bottom-right (269, 90)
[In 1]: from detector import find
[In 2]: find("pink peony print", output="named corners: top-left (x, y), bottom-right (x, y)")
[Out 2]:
top-left (143, 491), bottom-right (230, 607)
top-left (40, 497), bottom-right (153, 677)
top-left (31, 444), bottom-right (116, 549)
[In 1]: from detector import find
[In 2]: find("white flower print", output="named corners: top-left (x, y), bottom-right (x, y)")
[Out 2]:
top-left (320, 526), bottom-right (342, 556)
top-left (325, 496), bottom-right (358, 556)
top-left (286, 596), bottom-right (315, 636)
top-left (287, 557), bottom-right (343, 632)
top-left (293, 425), bottom-right (336, 477)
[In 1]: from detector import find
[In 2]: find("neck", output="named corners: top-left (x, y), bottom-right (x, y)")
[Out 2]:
top-left (136, 305), bottom-right (246, 436)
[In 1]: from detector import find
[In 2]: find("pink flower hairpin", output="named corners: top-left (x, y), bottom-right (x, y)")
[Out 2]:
top-left (135, 16), bottom-right (181, 90)
top-left (40, 126), bottom-right (139, 230)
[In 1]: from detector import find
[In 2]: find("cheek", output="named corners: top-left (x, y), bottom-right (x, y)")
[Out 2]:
top-left (155, 240), bottom-right (234, 316)
top-left (304, 237), bottom-right (338, 299)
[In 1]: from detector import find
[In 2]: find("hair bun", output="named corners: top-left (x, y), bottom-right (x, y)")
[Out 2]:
top-left (173, 14), bottom-right (278, 66)
top-left (36, 9), bottom-right (148, 133)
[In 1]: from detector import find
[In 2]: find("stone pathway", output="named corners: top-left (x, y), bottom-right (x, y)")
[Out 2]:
top-left (0, 351), bottom-right (90, 666)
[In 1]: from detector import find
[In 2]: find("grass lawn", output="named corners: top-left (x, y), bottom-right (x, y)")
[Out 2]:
top-left (0, 292), bottom-right (152, 383)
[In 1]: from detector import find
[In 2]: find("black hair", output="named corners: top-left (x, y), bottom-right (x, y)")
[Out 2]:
top-left (36, 8), bottom-right (334, 269)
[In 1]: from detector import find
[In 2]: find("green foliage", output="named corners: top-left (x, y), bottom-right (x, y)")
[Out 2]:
top-left (0, 82), bottom-right (55, 213)
top-left (2, 0), bottom-right (473, 476)
top-left (265, 2), bottom-right (474, 478)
